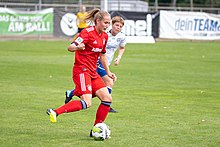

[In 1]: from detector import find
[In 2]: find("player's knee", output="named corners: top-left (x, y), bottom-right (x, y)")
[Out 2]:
top-left (96, 88), bottom-right (112, 102)
top-left (104, 94), bottom-right (112, 102)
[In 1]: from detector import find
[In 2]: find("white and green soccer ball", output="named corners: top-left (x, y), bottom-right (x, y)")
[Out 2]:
top-left (92, 122), bottom-right (111, 141)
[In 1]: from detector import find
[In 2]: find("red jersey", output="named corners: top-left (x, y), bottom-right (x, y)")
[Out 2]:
top-left (73, 26), bottom-right (108, 78)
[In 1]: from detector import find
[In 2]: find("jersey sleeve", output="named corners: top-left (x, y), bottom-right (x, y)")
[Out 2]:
top-left (73, 29), bottom-right (89, 45)
top-left (119, 33), bottom-right (127, 47)
top-left (101, 34), bottom-right (108, 54)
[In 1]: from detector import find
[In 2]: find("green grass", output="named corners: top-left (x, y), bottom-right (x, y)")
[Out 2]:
top-left (0, 40), bottom-right (219, 147)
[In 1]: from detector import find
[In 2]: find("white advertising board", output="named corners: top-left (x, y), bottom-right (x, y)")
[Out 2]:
top-left (159, 10), bottom-right (220, 40)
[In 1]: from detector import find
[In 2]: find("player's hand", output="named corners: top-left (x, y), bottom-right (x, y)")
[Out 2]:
top-left (114, 57), bottom-right (121, 66)
top-left (113, 74), bottom-right (117, 82)
top-left (77, 43), bottom-right (85, 50)
top-left (108, 72), bottom-right (117, 82)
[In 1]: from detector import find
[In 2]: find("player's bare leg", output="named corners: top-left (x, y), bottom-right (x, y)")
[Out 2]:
top-left (101, 75), bottom-right (117, 113)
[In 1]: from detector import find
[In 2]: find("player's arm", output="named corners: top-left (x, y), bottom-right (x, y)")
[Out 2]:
top-left (68, 34), bottom-right (87, 52)
top-left (114, 46), bottom-right (125, 66)
top-left (68, 42), bottom-right (85, 52)
top-left (100, 53), bottom-right (117, 81)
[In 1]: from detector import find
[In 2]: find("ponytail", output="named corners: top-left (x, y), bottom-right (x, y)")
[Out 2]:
top-left (84, 8), bottom-right (110, 25)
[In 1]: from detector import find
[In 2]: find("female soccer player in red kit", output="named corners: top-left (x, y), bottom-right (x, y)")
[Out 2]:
top-left (47, 8), bottom-right (115, 133)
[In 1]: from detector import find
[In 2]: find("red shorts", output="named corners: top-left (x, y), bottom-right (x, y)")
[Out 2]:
top-left (73, 71), bottom-right (106, 97)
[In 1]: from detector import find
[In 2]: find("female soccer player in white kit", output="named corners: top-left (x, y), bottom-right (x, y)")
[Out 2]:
top-left (65, 16), bottom-right (126, 113)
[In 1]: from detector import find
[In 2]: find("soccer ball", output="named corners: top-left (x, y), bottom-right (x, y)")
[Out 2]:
top-left (92, 123), bottom-right (111, 141)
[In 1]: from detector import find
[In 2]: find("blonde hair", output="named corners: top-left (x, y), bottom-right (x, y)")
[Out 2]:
top-left (84, 8), bottom-right (110, 25)
top-left (112, 16), bottom-right (124, 26)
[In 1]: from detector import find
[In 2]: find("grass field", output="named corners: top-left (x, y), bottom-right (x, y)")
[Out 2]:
top-left (0, 40), bottom-right (219, 147)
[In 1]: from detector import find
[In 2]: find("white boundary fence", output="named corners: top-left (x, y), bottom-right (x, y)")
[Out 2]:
top-left (0, 1), bottom-right (219, 41)
top-left (159, 10), bottom-right (220, 40)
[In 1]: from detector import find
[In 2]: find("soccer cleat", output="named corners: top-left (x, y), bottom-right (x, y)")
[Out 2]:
top-left (90, 129), bottom-right (93, 137)
top-left (109, 107), bottom-right (117, 113)
top-left (46, 109), bottom-right (57, 123)
top-left (65, 90), bottom-right (74, 104)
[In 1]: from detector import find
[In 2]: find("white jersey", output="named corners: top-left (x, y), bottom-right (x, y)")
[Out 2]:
top-left (106, 31), bottom-right (126, 66)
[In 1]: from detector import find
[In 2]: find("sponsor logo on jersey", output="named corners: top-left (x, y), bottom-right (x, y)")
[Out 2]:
top-left (92, 48), bottom-right (102, 52)
top-left (75, 37), bottom-right (83, 44)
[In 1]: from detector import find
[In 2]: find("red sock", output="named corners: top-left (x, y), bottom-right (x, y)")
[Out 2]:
top-left (54, 100), bottom-right (82, 115)
top-left (94, 103), bottom-right (110, 125)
